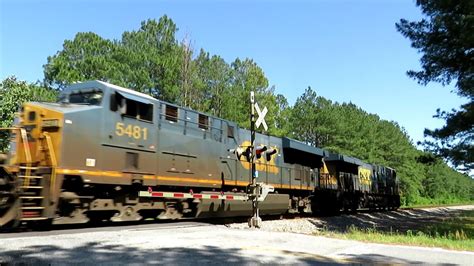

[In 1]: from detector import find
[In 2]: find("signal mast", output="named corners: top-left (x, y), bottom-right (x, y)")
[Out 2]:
top-left (247, 91), bottom-right (269, 228)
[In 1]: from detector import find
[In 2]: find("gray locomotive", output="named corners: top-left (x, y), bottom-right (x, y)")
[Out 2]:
top-left (0, 80), bottom-right (400, 228)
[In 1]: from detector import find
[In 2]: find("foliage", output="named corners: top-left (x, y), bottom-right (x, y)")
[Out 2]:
top-left (119, 17), bottom-right (183, 101)
top-left (191, 49), bottom-right (231, 117)
top-left (0, 77), bottom-right (58, 152)
top-left (43, 32), bottom-right (117, 89)
top-left (45, 16), bottom-right (183, 102)
top-left (396, 0), bottom-right (474, 172)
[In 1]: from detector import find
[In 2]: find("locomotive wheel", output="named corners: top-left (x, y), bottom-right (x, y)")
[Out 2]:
top-left (0, 167), bottom-right (20, 228)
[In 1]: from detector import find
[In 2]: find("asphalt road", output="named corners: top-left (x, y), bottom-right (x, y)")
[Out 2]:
top-left (1, 222), bottom-right (473, 265)
top-left (0, 220), bottom-right (208, 239)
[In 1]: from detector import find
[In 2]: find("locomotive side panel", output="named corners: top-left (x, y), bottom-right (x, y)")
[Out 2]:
top-left (101, 90), bottom-right (158, 179)
top-left (61, 107), bottom-right (105, 173)
top-left (156, 103), bottom-right (223, 189)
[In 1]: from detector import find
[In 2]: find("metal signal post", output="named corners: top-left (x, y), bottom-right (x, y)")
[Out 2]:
top-left (248, 91), bottom-right (262, 228)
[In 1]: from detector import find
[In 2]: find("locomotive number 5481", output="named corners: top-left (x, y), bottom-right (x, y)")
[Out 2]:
top-left (115, 122), bottom-right (148, 140)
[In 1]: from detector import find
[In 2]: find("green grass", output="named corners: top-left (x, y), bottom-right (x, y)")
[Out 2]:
top-left (315, 210), bottom-right (474, 251)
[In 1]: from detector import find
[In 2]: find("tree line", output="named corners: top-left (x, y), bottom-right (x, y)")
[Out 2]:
top-left (1, 15), bottom-right (472, 206)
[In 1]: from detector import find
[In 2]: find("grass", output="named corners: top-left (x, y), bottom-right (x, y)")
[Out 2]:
top-left (314, 210), bottom-right (474, 251)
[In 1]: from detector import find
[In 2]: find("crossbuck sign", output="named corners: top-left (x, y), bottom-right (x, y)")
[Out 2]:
top-left (255, 103), bottom-right (268, 131)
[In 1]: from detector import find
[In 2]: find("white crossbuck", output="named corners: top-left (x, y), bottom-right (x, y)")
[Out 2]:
top-left (255, 103), bottom-right (268, 131)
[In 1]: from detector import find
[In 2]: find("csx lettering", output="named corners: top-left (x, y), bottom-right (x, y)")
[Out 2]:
top-left (115, 122), bottom-right (148, 140)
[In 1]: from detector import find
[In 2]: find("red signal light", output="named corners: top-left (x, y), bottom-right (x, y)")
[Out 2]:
top-left (255, 145), bottom-right (267, 159)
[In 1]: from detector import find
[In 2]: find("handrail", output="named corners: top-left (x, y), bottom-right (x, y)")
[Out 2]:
top-left (160, 113), bottom-right (224, 132)
top-left (0, 127), bottom-right (32, 186)
top-left (43, 132), bottom-right (57, 197)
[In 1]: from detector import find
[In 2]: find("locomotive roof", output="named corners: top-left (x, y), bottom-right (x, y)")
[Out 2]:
top-left (325, 153), bottom-right (366, 166)
top-left (282, 137), bottom-right (325, 157)
top-left (96, 80), bottom-right (157, 101)
top-left (64, 80), bottom-right (156, 101)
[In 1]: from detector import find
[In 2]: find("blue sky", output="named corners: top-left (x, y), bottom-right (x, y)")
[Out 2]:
top-left (0, 0), bottom-right (467, 145)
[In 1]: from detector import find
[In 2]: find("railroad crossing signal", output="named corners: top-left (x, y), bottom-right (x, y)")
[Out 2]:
top-left (248, 91), bottom-right (271, 228)
top-left (255, 103), bottom-right (268, 131)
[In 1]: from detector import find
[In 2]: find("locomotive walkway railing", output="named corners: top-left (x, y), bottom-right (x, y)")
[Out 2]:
top-left (158, 104), bottom-right (224, 142)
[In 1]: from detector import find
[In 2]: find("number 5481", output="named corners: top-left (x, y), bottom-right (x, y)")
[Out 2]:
top-left (115, 122), bottom-right (148, 140)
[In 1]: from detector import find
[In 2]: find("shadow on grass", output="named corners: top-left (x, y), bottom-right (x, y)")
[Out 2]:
top-left (308, 207), bottom-right (472, 236)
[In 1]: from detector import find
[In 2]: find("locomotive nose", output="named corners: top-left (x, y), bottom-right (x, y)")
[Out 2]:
top-left (16, 102), bottom-right (64, 166)
top-left (0, 102), bottom-right (64, 228)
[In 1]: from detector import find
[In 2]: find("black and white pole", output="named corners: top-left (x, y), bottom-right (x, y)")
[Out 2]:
top-left (248, 91), bottom-right (262, 228)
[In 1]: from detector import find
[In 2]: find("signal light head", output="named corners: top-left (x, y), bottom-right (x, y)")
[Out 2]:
top-left (265, 148), bottom-right (277, 161)
top-left (229, 145), bottom-right (277, 162)
top-left (255, 145), bottom-right (267, 159)
top-left (228, 147), bottom-right (251, 162)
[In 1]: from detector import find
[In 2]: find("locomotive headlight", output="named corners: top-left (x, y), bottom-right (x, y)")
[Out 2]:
top-left (42, 119), bottom-right (60, 128)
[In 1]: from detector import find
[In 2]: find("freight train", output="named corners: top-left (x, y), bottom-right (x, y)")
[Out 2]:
top-left (0, 80), bottom-right (400, 228)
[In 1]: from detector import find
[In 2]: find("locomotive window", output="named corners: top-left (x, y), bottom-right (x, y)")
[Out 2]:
top-left (69, 91), bottom-right (103, 105)
top-left (123, 99), bottom-right (153, 122)
top-left (138, 103), bottom-right (153, 121)
top-left (198, 114), bottom-right (209, 130)
top-left (28, 111), bottom-right (36, 122)
top-left (165, 105), bottom-right (178, 122)
top-left (112, 92), bottom-right (153, 122)
top-left (227, 125), bottom-right (235, 138)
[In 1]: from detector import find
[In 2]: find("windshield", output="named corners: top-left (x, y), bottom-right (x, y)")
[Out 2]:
top-left (67, 90), bottom-right (103, 105)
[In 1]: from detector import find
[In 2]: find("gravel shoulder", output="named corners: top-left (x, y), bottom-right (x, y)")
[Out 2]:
top-left (227, 205), bottom-right (474, 235)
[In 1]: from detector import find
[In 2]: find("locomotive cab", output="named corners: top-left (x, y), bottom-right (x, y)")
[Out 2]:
top-left (0, 93), bottom-right (67, 226)
top-left (0, 81), bottom-right (132, 226)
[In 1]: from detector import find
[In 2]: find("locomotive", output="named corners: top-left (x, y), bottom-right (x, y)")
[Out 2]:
top-left (0, 80), bottom-right (400, 228)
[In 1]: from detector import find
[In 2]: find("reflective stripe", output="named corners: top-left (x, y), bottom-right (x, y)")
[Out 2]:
top-left (139, 191), bottom-right (248, 201)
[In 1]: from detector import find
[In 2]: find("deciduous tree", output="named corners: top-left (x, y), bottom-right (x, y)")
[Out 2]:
top-left (0, 77), bottom-right (57, 152)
